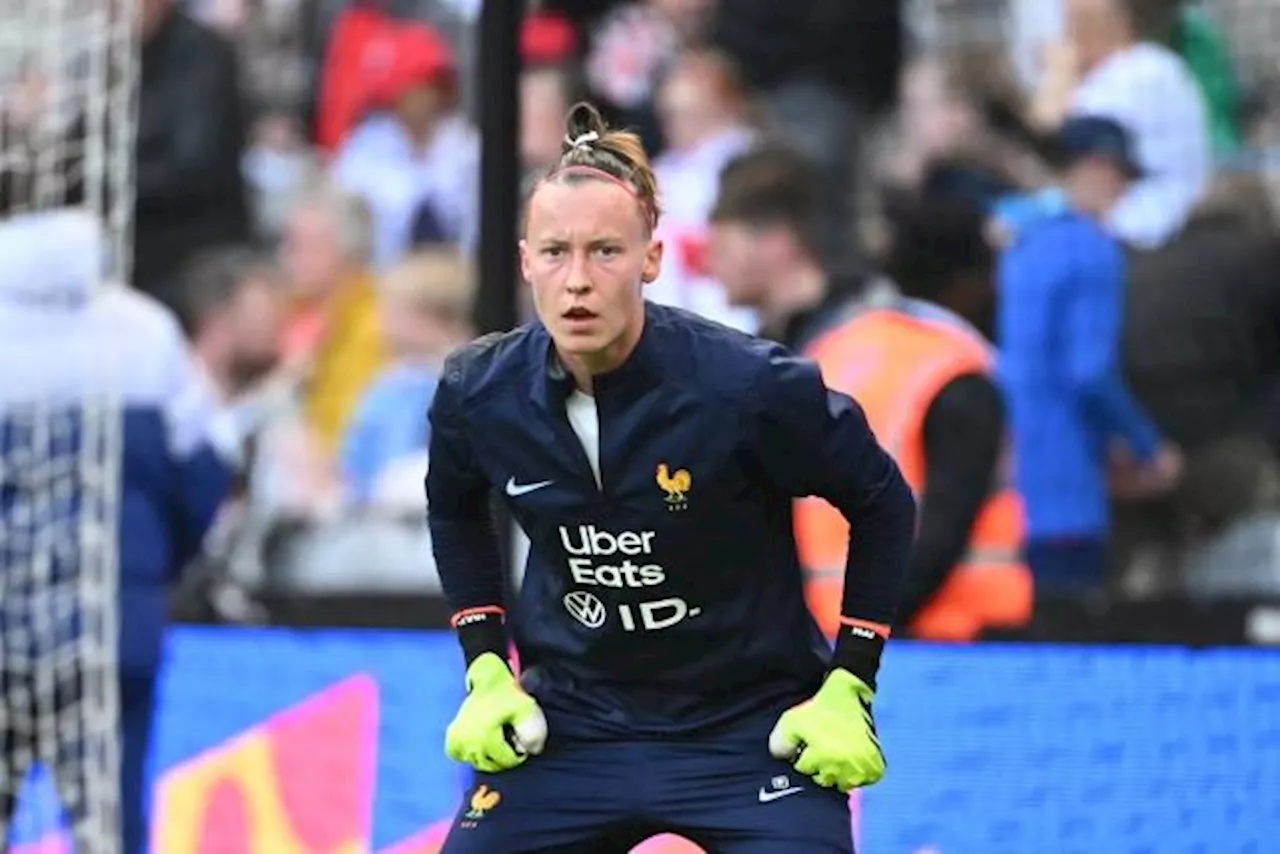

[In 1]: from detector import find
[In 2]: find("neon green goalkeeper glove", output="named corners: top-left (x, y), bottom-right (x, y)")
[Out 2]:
top-left (445, 652), bottom-right (548, 773)
top-left (768, 668), bottom-right (885, 792)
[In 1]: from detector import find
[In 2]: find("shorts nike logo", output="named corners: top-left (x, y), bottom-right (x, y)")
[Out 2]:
top-left (757, 786), bottom-right (803, 803)
top-left (505, 477), bottom-right (553, 497)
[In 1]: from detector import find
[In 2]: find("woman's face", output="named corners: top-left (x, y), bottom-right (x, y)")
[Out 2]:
top-left (519, 178), bottom-right (662, 372)
top-left (901, 62), bottom-right (976, 160)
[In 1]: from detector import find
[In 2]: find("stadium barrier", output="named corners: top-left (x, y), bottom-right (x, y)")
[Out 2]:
top-left (5, 628), bottom-right (1278, 853)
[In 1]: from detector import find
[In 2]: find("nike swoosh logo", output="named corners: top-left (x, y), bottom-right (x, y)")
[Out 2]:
top-left (757, 786), bottom-right (804, 803)
top-left (505, 477), bottom-right (554, 497)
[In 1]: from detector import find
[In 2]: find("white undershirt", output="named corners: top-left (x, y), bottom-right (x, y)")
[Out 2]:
top-left (565, 390), bottom-right (602, 487)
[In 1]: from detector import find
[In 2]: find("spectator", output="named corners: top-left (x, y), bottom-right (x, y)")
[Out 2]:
top-left (331, 21), bottom-right (479, 266)
top-left (707, 146), bottom-right (868, 348)
top-left (519, 8), bottom-right (583, 186)
top-left (178, 245), bottom-right (286, 403)
top-left (998, 115), bottom-right (1180, 596)
top-left (647, 48), bottom-right (757, 331)
top-left (712, 0), bottom-right (901, 117)
top-left (708, 148), bottom-right (1030, 641)
top-left (1163, 1), bottom-right (1242, 155)
top-left (712, 0), bottom-right (903, 229)
top-left (886, 54), bottom-right (993, 192)
top-left (134, 0), bottom-right (251, 310)
top-left (1031, 0), bottom-right (1211, 247)
top-left (309, 0), bottom-right (399, 153)
top-left (521, 63), bottom-right (577, 184)
top-left (0, 143), bottom-right (234, 853)
top-left (1178, 436), bottom-right (1280, 599)
top-left (242, 113), bottom-right (319, 244)
top-left (191, 0), bottom-right (313, 123)
top-left (340, 249), bottom-right (475, 508)
top-left (517, 8), bottom-right (582, 199)
top-left (584, 0), bottom-right (716, 155)
top-left (873, 195), bottom-right (1032, 640)
top-left (522, 7), bottom-right (578, 65)
top-left (1010, 0), bottom-right (1241, 155)
top-left (1009, 0), bottom-right (1079, 91)
top-left (171, 245), bottom-right (291, 611)
top-left (1125, 173), bottom-right (1280, 455)
top-left (885, 53), bottom-right (1048, 209)
top-left (1200, 0), bottom-right (1280, 99)
top-left (516, 59), bottom-right (579, 327)
top-left (278, 184), bottom-right (386, 457)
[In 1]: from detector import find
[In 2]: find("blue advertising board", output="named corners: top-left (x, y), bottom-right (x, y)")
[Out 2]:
top-left (7, 629), bottom-right (1279, 852)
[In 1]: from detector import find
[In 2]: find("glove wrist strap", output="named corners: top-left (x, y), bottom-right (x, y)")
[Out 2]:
top-left (831, 619), bottom-right (887, 691)
top-left (452, 608), bottom-right (508, 667)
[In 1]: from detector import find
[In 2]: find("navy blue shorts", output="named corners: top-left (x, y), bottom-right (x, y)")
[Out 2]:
top-left (440, 707), bottom-right (854, 853)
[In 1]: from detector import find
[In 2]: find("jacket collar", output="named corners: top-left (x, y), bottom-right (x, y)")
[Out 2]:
top-left (533, 302), bottom-right (665, 409)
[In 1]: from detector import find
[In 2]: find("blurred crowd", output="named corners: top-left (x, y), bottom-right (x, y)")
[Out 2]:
top-left (87, 0), bottom-right (1280, 619)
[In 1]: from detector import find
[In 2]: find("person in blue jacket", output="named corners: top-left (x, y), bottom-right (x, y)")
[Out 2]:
top-left (998, 115), bottom-right (1181, 595)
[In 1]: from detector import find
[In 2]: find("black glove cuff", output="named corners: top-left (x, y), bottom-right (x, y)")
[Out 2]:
top-left (831, 624), bottom-right (887, 692)
top-left (453, 609), bottom-right (508, 668)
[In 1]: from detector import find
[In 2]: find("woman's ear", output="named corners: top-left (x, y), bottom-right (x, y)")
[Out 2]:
top-left (641, 238), bottom-right (664, 284)
top-left (518, 239), bottom-right (532, 283)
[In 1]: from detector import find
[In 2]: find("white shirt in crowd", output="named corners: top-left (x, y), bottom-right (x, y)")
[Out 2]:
top-left (1071, 43), bottom-right (1211, 248)
top-left (332, 113), bottom-right (480, 268)
top-left (648, 126), bottom-right (759, 333)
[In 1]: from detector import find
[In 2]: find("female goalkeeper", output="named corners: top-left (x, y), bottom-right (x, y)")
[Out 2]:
top-left (427, 102), bottom-right (915, 853)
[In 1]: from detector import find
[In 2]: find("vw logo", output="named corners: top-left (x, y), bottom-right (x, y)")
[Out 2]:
top-left (563, 591), bottom-right (606, 629)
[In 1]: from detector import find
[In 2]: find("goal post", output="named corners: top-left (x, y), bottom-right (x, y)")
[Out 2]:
top-left (0, 1), bottom-right (139, 852)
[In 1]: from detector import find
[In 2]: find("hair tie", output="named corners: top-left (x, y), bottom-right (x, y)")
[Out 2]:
top-left (565, 130), bottom-right (600, 151)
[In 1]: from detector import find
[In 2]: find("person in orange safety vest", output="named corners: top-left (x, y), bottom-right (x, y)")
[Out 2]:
top-left (709, 153), bottom-right (1031, 641)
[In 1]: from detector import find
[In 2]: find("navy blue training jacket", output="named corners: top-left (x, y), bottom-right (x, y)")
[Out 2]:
top-left (427, 303), bottom-right (913, 736)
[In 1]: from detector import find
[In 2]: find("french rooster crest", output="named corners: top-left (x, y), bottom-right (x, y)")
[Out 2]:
top-left (656, 463), bottom-right (692, 510)
top-left (466, 784), bottom-right (502, 818)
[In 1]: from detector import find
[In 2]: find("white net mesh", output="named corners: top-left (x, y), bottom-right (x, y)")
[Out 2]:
top-left (0, 1), bottom-right (137, 852)
top-left (0, 0), bottom-right (137, 274)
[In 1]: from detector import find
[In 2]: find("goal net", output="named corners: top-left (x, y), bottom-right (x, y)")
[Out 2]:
top-left (0, 0), bottom-right (138, 852)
